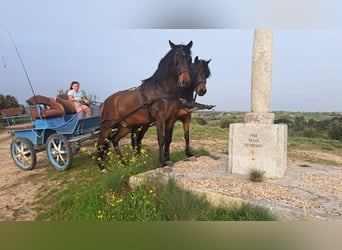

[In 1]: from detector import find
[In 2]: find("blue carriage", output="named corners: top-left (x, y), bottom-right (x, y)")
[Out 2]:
top-left (0, 95), bottom-right (100, 170)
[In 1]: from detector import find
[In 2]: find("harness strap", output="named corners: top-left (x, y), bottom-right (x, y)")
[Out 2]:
top-left (100, 89), bottom-right (180, 129)
top-left (139, 85), bottom-right (154, 122)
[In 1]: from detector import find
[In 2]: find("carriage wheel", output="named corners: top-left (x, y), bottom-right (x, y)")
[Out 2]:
top-left (10, 137), bottom-right (37, 170)
top-left (46, 134), bottom-right (73, 170)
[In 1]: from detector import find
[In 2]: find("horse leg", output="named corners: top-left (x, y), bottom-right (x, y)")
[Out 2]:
top-left (111, 126), bottom-right (131, 165)
top-left (131, 127), bottom-right (138, 151)
top-left (96, 127), bottom-right (112, 172)
top-left (136, 124), bottom-right (149, 154)
top-left (155, 121), bottom-right (167, 166)
top-left (164, 120), bottom-right (175, 164)
top-left (183, 113), bottom-right (193, 157)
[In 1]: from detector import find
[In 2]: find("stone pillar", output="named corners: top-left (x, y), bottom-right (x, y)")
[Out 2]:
top-left (244, 29), bottom-right (274, 124)
top-left (229, 29), bottom-right (288, 179)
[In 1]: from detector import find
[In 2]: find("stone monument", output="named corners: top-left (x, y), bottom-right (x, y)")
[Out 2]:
top-left (228, 29), bottom-right (288, 178)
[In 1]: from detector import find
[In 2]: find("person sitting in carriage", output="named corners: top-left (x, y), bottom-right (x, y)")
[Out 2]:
top-left (67, 81), bottom-right (92, 118)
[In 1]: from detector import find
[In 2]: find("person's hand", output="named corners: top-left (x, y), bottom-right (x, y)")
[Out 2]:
top-left (81, 98), bottom-right (89, 106)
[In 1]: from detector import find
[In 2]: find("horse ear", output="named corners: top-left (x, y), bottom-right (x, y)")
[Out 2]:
top-left (169, 40), bottom-right (177, 50)
top-left (206, 59), bottom-right (212, 64)
top-left (186, 41), bottom-right (193, 49)
top-left (194, 56), bottom-right (199, 63)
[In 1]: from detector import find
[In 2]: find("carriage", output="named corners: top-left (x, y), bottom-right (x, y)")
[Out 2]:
top-left (0, 94), bottom-right (101, 170)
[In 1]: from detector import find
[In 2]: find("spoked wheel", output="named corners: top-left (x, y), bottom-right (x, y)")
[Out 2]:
top-left (46, 134), bottom-right (73, 170)
top-left (10, 137), bottom-right (37, 170)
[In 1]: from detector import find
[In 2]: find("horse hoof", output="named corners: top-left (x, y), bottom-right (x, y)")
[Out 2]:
top-left (188, 156), bottom-right (197, 161)
top-left (162, 166), bottom-right (173, 173)
top-left (100, 168), bottom-right (109, 174)
top-left (165, 161), bottom-right (174, 166)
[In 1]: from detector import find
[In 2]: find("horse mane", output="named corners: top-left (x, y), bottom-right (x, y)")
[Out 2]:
top-left (141, 49), bottom-right (175, 86)
top-left (142, 44), bottom-right (192, 86)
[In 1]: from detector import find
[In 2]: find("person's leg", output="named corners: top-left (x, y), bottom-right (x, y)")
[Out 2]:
top-left (76, 106), bottom-right (83, 118)
top-left (84, 105), bottom-right (92, 117)
top-left (78, 105), bottom-right (91, 118)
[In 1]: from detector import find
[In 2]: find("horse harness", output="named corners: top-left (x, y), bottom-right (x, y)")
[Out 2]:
top-left (101, 85), bottom-right (181, 127)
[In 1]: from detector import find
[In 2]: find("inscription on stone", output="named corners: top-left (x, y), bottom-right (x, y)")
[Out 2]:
top-left (244, 133), bottom-right (262, 148)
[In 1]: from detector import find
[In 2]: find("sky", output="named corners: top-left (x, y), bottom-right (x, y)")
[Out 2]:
top-left (1, 0), bottom-right (342, 112)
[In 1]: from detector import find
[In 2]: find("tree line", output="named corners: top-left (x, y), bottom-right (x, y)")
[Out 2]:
top-left (275, 115), bottom-right (342, 140)
top-left (0, 94), bottom-right (21, 109)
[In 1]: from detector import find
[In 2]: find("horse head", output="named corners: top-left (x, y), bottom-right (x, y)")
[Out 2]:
top-left (169, 40), bottom-right (193, 87)
top-left (191, 56), bottom-right (211, 97)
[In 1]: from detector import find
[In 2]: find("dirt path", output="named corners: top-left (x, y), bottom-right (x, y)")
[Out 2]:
top-left (0, 131), bottom-right (49, 220)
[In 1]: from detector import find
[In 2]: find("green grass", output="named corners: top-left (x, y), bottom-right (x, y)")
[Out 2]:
top-left (288, 136), bottom-right (342, 151)
top-left (34, 142), bottom-right (275, 221)
top-left (144, 121), bottom-right (229, 141)
top-left (249, 168), bottom-right (265, 182)
top-left (36, 173), bottom-right (276, 221)
top-left (275, 111), bottom-right (335, 121)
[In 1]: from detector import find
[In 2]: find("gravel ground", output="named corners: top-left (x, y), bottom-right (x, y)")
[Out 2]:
top-left (130, 152), bottom-right (342, 221)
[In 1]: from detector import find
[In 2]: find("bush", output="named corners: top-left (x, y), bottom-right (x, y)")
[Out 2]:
top-left (220, 117), bottom-right (234, 128)
top-left (329, 124), bottom-right (342, 140)
top-left (193, 116), bottom-right (207, 125)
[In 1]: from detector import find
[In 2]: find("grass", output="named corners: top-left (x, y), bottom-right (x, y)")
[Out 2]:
top-left (144, 120), bottom-right (229, 142)
top-left (36, 172), bottom-right (276, 221)
top-left (249, 168), bottom-right (265, 182)
top-left (34, 140), bottom-right (275, 221)
top-left (288, 136), bottom-right (342, 151)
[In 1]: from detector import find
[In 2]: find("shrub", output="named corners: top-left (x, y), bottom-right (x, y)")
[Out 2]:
top-left (220, 117), bottom-right (232, 128)
top-left (328, 123), bottom-right (342, 140)
top-left (249, 168), bottom-right (265, 182)
top-left (193, 116), bottom-right (207, 125)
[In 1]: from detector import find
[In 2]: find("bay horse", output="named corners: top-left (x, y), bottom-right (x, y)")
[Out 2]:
top-left (97, 40), bottom-right (193, 171)
top-left (131, 56), bottom-right (211, 159)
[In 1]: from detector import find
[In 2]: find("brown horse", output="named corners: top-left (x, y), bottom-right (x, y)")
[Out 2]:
top-left (131, 56), bottom-right (211, 159)
top-left (97, 40), bottom-right (193, 171)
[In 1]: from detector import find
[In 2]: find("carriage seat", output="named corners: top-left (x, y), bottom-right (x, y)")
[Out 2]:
top-left (0, 107), bottom-right (34, 130)
top-left (56, 94), bottom-right (76, 114)
top-left (0, 107), bottom-right (26, 118)
top-left (27, 95), bottom-right (65, 119)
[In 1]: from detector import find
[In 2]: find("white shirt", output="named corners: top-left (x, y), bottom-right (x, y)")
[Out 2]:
top-left (68, 90), bottom-right (83, 102)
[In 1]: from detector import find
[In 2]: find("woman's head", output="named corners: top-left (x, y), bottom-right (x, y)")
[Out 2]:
top-left (70, 81), bottom-right (80, 90)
